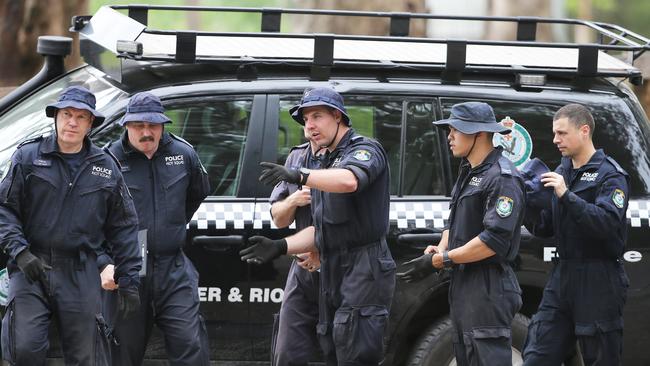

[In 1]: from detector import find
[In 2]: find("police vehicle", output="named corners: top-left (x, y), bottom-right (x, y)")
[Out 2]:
top-left (1, 5), bottom-right (649, 365)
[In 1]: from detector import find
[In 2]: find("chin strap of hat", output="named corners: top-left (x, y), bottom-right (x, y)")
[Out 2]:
top-left (321, 121), bottom-right (341, 150)
top-left (465, 133), bottom-right (479, 160)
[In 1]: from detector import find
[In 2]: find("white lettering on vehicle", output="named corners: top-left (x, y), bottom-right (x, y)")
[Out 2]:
top-left (543, 247), bottom-right (642, 263)
top-left (197, 287), bottom-right (284, 303)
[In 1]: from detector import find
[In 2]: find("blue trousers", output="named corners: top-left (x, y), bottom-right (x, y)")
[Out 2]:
top-left (271, 259), bottom-right (320, 366)
top-left (316, 241), bottom-right (396, 366)
top-left (1, 250), bottom-right (108, 366)
top-left (106, 251), bottom-right (209, 366)
top-left (523, 260), bottom-right (628, 366)
top-left (449, 263), bottom-right (522, 366)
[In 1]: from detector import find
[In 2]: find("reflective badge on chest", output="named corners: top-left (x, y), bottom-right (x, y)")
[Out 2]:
top-left (496, 196), bottom-right (514, 218)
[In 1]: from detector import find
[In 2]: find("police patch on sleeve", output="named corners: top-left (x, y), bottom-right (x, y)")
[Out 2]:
top-left (612, 189), bottom-right (625, 209)
top-left (496, 196), bottom-right (514, 218)
top-left (353, 150), bottom-right (371, 161)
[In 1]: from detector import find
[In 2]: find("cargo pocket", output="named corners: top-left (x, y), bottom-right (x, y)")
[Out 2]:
top-left (463, 327), bottom-right (511, 366)
top-left (94, 313), bottom-right (113, 366)
top-left (1, 300), bottom-right (16, 363)
top-left (575, 318), bottom-right (623, 365)
top-left (270, 313), bottom-right (280, 366)
top-left (332, 305), bottom-right (389, 364)
top-left (523, 311), bottom-right (555, 359)
top-left (164, 172), bottom-right (189, 225)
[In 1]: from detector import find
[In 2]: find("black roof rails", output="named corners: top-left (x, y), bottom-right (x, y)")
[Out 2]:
top-left (71, 5), bottom-right (650, 85)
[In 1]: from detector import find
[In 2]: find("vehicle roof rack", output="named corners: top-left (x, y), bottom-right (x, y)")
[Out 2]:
top-left (71, 5), bottom-right (650, 85)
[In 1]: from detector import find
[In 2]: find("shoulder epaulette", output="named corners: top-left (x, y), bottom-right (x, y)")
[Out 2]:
top-left (351, 134), bottom-right (364, 141)
top-left (170, 133), bottom-right (194, 149)
top-left (289, 142), bottom-right (310, 152)
top-left (497, 156), bottom-right (514, 176)
top-left (606, 156), bottom-right (628, 176)
top-left (17, 135), bottom-right (44, 149)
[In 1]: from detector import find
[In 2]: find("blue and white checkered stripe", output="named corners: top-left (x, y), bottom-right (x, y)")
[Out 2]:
top-left (627, 200), bottom-right (650, 228)
top-left (188, 199), bottom-right (650, 229)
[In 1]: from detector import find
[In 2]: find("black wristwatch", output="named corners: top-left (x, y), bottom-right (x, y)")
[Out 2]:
top-left (299, 167), bottom-right (311, 185)
top-left (442, 250), bottom-right (453, 269)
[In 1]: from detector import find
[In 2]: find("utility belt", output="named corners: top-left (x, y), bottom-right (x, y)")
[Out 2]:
top-left (454, 260), bottom-right (510, 273)
top-left (31, 247), bottom-right (96, 270)
top-left (322, 237), bottom-right (386, 258)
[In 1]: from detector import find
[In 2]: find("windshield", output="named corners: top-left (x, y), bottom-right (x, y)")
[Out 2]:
top-left (0, 66), bottom-right (127, 176)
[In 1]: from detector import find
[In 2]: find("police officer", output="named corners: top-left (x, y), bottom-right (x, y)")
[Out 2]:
top-left (104, 92), bottom-right (211, 366)
top-left (269, 130), bottom-right (322, 366)
top-left (0, 86), bottom-right (141, 365)
top-left (401, 102), bottom-right (525, 365)
top-left (522, 104), bottom-right (630, 365)
top-left (240, 87), bottom-right (396, 366)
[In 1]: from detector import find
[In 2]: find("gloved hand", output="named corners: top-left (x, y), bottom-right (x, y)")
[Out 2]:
top-left (117, 286), bottom-right (140, 320)
top-left (396, 253), bottom-right (437, 283)
top-left (259, 162), bottom-right (301, 186)
top-left (16, 250), bottom-right (51, 285)
top-left (239, 236), bottom-right (288, 265)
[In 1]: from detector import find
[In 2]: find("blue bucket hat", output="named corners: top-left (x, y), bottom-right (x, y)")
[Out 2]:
top-left (433, 102), bottom-right (510, 135)
top-left (45, 86), bottom-right (105, 127)
top-left (119, 92), bottom-right (171, 126)
top-left (290, 87), bottom-right (351, 126)
top-left (520, 158), bottom-right (553, 210)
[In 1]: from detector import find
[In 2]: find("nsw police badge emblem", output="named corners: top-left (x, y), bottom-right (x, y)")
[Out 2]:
top-left (496, 196), bottom-right (514, 218)
top-left (353, 150), bottom-right (371, 161)
top-left (612, 189), bottom-right (625, 209)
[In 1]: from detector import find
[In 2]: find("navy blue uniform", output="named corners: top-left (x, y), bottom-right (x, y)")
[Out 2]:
top-left (311, 129), bottom-right (396, 366)
top-left (0, 134), bottom-right (140, 366)
top-left (523, 149), bottom-right (629, 366)
top-left (106, 131), bottom-right (210, 366)
top-left (269, 143), bottom-right (321, 366)
top-left (446, 147), bottom-right (525, 366)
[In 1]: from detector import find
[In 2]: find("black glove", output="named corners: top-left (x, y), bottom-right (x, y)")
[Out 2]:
top-left (239, 236), bottom-right (288, 265)
top-left (259, 162), bottom-right (301, 186)
top-left (396, 253), bottom-right (437, 283)
top-left (16, 250), bottom-right (51, 285)
top-left (117, 286), bottom-right (140, 320)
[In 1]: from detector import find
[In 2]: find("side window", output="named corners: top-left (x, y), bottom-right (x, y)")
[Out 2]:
top-left (403, 101), bottom-right (445, 195)
top-left (276, 96), bottom-right (446, 196)
top-left (93, 97), bottom-right (253, 197)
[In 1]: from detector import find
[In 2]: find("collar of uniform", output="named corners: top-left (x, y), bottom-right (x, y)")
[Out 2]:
top-left (468, 146), bottom-right (504, 173)
top-left (331, 128), bottom-right (355, 153)
top-left (560, 148), bottom-right (605, 173)
top-left (39, 134), bottom-right (95, 157)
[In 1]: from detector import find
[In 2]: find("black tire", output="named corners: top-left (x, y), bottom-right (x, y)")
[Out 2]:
top-left (406, 313), bottom-right (530, 366)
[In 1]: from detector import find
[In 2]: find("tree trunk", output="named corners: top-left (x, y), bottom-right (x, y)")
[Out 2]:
top-left (290, 0), bottom-right (428, 37)
top-left (485, 0), bottom-right (553, 41)
top-left (0, 0), bottom-right (87, 87)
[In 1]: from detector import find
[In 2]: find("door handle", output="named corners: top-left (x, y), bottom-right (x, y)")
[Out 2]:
top-left (397, 233), bottom-right (442, 246)
top-left (193, 235), bottom-right (244, 252)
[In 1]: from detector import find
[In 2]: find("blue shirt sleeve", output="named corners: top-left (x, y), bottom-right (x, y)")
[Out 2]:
top-left (339, 139), bottom-right (387, 192)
